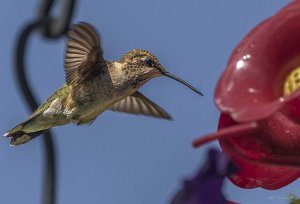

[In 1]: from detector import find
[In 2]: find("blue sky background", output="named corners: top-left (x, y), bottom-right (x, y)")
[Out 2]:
top-left (0, 0), bottom-right (298, 204)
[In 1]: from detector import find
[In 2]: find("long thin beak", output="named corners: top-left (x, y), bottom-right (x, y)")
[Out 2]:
top-left (163, 71), bottom-right (203, 96)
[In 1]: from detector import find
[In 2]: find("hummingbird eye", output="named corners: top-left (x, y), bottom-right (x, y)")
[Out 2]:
top-left (145, 58), bottom-right (155, 67)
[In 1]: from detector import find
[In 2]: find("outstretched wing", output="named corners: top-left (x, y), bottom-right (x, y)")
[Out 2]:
top-left (110, 91), bottom-right (172, 120)
top-left (64, 22), bottom-right (106, 86)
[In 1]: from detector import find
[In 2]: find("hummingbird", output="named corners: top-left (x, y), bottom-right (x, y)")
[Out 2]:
top-left (4, 22), bottom-right (203, 146)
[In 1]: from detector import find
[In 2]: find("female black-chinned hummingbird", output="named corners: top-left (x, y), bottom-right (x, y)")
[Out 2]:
top-left (4, 22), bottom-right (203, 146)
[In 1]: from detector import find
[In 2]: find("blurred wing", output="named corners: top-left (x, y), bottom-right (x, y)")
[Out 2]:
top-left (64, 22), bottom-right (106, 85)
top-left (110, 91), bottom-right (172, 120)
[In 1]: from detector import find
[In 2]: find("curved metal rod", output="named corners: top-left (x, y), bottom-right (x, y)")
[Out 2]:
top-left (38, 0), bottom-right (76, 38)
top-left (15, 21), bottom-right (56, 204)
top-left (37, 0), bottom-right (54, 20)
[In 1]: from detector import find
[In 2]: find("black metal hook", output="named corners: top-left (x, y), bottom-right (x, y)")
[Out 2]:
top-left (38, 0), bottom-right (76, 38)
top-left (14, 0), bottom-right (76, 204)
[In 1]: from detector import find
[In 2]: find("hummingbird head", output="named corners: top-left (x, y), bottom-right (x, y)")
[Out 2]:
top-left (121, 49), bottom-right (165, 79)
top-left (120, 49), bottom-right (203, 96)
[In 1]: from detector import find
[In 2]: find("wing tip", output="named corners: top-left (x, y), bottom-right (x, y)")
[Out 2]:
top-left (162, 113), bottom-right (173, 120)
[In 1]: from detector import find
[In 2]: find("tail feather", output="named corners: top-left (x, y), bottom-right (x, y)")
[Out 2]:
top-left (4, 115), bottom-right (38, 137)
top-left (9, 130), bottom-right (47, 146)
top-left (4, 114), bottom-right (46, 146)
